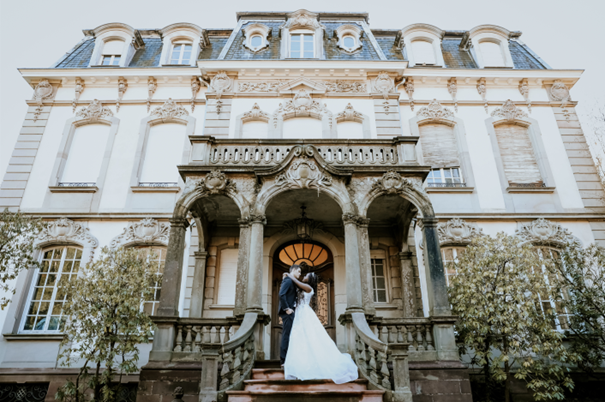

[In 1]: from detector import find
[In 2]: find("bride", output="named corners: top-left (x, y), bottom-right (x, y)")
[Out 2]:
top-left (282, 270), bottom-right (358, 384)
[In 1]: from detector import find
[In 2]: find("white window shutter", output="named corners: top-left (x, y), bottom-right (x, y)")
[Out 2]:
top-left (419, 124), bottom-right (460, 168)
top-left (495, 124), bottom-right (542, 184)
top-left (216, 248), bottom-right (239, 305)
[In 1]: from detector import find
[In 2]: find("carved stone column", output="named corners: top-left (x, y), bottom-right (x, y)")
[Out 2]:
top-left (420, 217), bottom-right (450, 317)
top-left (343, 214), bottom-right (364, 313)
top-left (356, 219), bottom-right (376, 316)
top-left (234, 218), bottom-right (252, 317)
top-left (158, 218), bottom-right (189, 317)
top-left (189, 251), bottom-right (208, 318)
top-left (399, 251), bottom-right (417, 317)
top-left (246, 214), bottom-right (266, 313)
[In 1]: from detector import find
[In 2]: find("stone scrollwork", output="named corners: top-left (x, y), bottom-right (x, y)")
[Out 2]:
top-left (209, 71), bottom-right (232, 115)
top-left (335, 103), bottom-right (363, 123)
top-left (282, 9), bottom-right (322, 30)
top-left (272, 89), bottom-right (333, 128)
top-left (147, 76), bottom-right (157, 112)
top-left (373, 72), bottom-right (395, 98)
top-left (404, 78), bottom-right (415, 111)
top-left (516, 218), bottom-right (577, 247)
top-left (437, 218), bottom-right (483, 245)
top-left (73, 77), bottom-right (85, 112)
top-left (447, 78), bottom-right (458, 112)
top-left (185, 169), bottom-right (237, 196)
top-left (150, 98), bottom-right (189, 119)
top-left (518, 78), bottom-right (531, 113)
top-left (32, 79), bottom-right (55, 122)
top-left (371, 170), bottom-right (424, 195)
top-left (490, 99), bottom-right (528, 121)
top-left (550, 80), bottom-right (571, 121)
top-left (36, 217), bottom-right (99, 259)
top-left (242, 103), bottom-right (270, 123)
top-left (75, 99), bottom-right (113, 121)
top-left (416, 99), bottom-right (454, 121)
top-left (275, 156), bottom-right (333, 191)
top-left (324, 80), bottom-right (366, 93)
top-left (110, 218), bottom-right (170, 248)
top-left (477, 77), bottom-right (488, 113)
top-left (238, 81), bottom-right (283, 93)
top-left (116, 77), bottom-right (128, 112)
top-left (191, 77), bottom-right (201, 111)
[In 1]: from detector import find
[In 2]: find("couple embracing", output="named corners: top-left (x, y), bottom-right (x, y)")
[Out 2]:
top-left (278, 264), bottom-right (358, 384)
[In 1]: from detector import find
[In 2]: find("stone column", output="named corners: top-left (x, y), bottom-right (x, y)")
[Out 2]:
top-left (357, 220), bottom-right (376, 316)
top-left (399, 251), bottom-right (417, 317)
top-left (343, 214), bottom-right (363, 313)
top-left (246, 214), bottom-right (266, 313)
top-left (158, 218), bottom-right (189, 317)
top-left (189, 251), bottom-right (208, 318)
top-left (234, 219), bottom-right (252, 317)
top-left (420, 217), bottom-right (450, 317)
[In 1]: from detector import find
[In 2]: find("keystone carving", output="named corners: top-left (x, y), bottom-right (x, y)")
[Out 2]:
top-left (373, 72), bottom-right (395, 98)
top-left (110, 218), bottom-right (170, 248)
top-left (36, 218), bottom-right (99, 260)
top-left (516, 218), bottom-right (576, 246)
top-left (416, 99), bottom-right (454, 121)
top-left (275, 156), bottom-right (333, 191)
top-left (185, 169), bottom-right (237, 196)
top-left (272, 89), bottom-right (333, 128)
top-left (242, 103), bottom-right (270, 122)
top-left (371, 170), bottom-right (424, 195)
top-left (75, 99), bottom-right (113, 121)
top-left (437, 218), bottom-right (483, 245)
top-left (283, 9), bottom-right (322, 30)
top-left (490, 100), bottom-right (528, 121)
top-left (150, 98), bottom-right (189, 119)
top-left (335, 103), bottom-right (363, 123)
top-left (209, 71), bottom-right (232, 115)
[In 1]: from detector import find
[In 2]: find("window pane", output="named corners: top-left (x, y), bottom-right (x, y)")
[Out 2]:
top-left (375, 277), bottom-right (386, 290)
top-left (102, 56), bottom-right (111, 65)
top-left (112, 56), bottom-right (121, 65)
top-left (251, 36), bottom-right (262, 47)
top-left (412, 40), bottom-right (436, 64)
top-left (376, 290), bottom-right (387, 303)
top-left (344, 36), bottom-right (355, 48)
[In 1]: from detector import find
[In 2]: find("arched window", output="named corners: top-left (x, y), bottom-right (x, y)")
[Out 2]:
top-left (480, 41), bottom-right (505, 67)
top-left (278, 242), bottom-right (330, 268)
top-left (61, 124), bottom-right (110, 186)
top-left (136, 246), bottom-right (166, 315)
top-left (250, 35), bottom-right (263, 48)
top-left (101, 40), bottom-right (124, 65)
top-left (21, 247), bottom-right (82, 332)
top-left (282, 118), bottom-right (322, 139)
top-left (290, 31), bottom-right (314, 58)
top-left (343, 36), bottom-right (355, 50)
top-left (494, 123), bottom-right (542, 185)
top-left (138, 123), bottom-right (187, 186)
top-left (412, 40), bottom-right (436, 65)
top-left (170, 42), bottom-right (193, 64)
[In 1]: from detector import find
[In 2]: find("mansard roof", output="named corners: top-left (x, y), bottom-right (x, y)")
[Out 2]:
top-left (51, 11), bottom-right (549, 70)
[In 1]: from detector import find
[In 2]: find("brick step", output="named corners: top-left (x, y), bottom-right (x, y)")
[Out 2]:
top-left (243, 378), bottom-right (369, 392)
top-left (251, 368), bottom-right (286, 380)
top-left (226, 389), bottom-right (384, 402)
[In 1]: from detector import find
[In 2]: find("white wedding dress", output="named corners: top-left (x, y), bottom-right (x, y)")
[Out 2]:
top-left (284, 289), bottom-right (359, 384)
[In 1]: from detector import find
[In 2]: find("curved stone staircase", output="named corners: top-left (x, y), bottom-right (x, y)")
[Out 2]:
top-left (226, 360), bottom-right (384, 402)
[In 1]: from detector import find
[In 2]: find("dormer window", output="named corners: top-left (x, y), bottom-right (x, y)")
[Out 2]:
top-left (101, 55), bottom-right (121, 65)
top-left (100, 39), bottom-right (125, 66)
top-left (170, 42), bottom-right (193, 64)
top-left (343, 36), bottom-right (355, 49)
top-left (479, 41), bottom-right (505, 67)
top-left (335, 24), bottom-right (363, 53)
top-left (290, 31), bottom-right (314, 58)
top-left (88, 24), bottom-right (142, 68)
top-left (411, 40), bottom-right (436, 65)
top-left (400, 24), bottom-right (445, 67)
top-left (251, 35), bottom-right (262, 47)
top-left (466, 25), bottom-right (516, 68)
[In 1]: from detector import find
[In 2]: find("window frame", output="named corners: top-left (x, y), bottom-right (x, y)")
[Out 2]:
top-left (440, 246), bottom-right (466, 287)
top-left (479, 40), bottom-right (506, 67)
top-left (411, 39), bottom-right (437, 66)
top-left (289, 30), bottom-right (315, 59)
top-left (370, 249), bottom-right (391, 304)
top-left (101, 55), bottom-right (121, 66)
top-left (213, 245), bottom-right (240, 307)
top-left (342, 35), bottom-right (356, 51)
top-left (535, 246), bottom-right (571, 331)
top-left (19, 246), bottom-right (83, 333)
top-left (134, 245), bottom-right (167, 316)
top-left (170, 42), bottom-right (193, 65)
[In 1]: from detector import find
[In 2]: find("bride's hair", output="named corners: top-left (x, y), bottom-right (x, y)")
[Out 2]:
top-left (297, 272), bottom-right (319, 312)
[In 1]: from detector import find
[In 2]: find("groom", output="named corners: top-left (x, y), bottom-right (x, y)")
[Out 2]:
top-left (278, 264), bottom-right (301, 366)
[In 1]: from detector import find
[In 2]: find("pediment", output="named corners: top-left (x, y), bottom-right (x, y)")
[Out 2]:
top-left (278, 77), bottom-right (326, 95)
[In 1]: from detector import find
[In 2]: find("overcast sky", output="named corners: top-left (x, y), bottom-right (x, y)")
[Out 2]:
top-left (1, 0), bottom-right (604, 180)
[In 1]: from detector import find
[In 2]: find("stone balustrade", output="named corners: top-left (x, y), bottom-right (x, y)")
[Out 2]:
top-left (368, 318), bottom-right (437, 361)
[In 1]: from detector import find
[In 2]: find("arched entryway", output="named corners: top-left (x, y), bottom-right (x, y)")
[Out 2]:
top-left (270, 240), bottom-right (335, 359)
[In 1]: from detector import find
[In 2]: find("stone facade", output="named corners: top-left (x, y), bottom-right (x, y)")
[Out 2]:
top-left (0, 9), bottom-right (602, 402)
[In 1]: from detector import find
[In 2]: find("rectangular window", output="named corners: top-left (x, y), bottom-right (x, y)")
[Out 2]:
top-left (494, 124), bottom-right (542, 185)
top-left (60, 124), bottom-right (110, 186)
top-left (536, 247), bottom-right (570, 330)
top-left (290, 34), bottom-right (314, 58)
top-left (170, 44), bottom-right (192, 64)
top-left (22, 247), bottom-right (82, 332)
top-left (441, 247), bottom-right (465, 286)
top-left (427, 168), bottom-right (464, 187)
top-left (371, 256), bottom-right (387, 303)
top-left (216, 248), bottom-right (239, 305)
top-left (101, 55), bottom-right (121, 65)
top-left (138, 246), bottom-right (166, 316)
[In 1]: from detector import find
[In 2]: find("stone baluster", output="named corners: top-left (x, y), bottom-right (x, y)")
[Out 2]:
top-left (231, 346), bottom-right (242, 384)
top-left (173, 325), bottom-right (184, 352)
top-left (388, 326), bottom-right (396, 343)
top-left (223, 325), bottom-right (231, 343)
top-left (416, 325), bottom-right (426, 352)
top-left (193, 326), bottom-right (202, 352)
top-left (406, 325), bottom-right (416, 352)
top-left (183, 325), bottom-right (193, 352)
top-left (213, 326), bottom-right (221, 344)
top-left (425, 324), bottom-right (435, 351)
top-left (368, 347), bottom-right (379, 384)
top-left (380, 326), bottom-right (388, 343)
top-left (219, 351), bottom-right (233, 389)
top-left (203, 326), bottom-right (211, 343)
top-left (378, 350), bottom-right (391, 389)
top-left (397, 326), bottom-right (405, 343)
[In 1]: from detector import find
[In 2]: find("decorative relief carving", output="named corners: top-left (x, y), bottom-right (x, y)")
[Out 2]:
top-left (516, 218), bottom-right (576, 246)
top-left (147, 77), bottom-right (157, 112)
top-left (150, 98), bottom-right (189, 119)
top-left (110, 218), bottom-right (170, 248)
top-left (116, 77), bottom-right (128, 112)
top-left (73, 77), bottom-right (85, 112)
top-left (447, 78), bottom-right (458, 112)
top-left (335, 103), bottom-right (363, 123)
top-left (243, 23), bottom-right (271, 53)
top-left (231, 177), bottom-right (260, 205)
top-left (373, 72), bottom-right (395, 113)
top-left (342, 213), bottom-right (370, 226)
top-left (242, 103), bottom-right (270, 122)
top-left (404, 78), bottom-right (415, 111)
top-left (550, 80), bottom-right (571, 121)
top-left (238, 81), bottom-right (283, 93)
top-left (371, 170), bottom-right (424, 195)
top-left (283, 9), bottom-right (321, 30)
top-left (490, 100), bottom-right (528, 121)
top-left (477, 77), bottom-right (488, 113)
top-left (416, 99), bottom-right (454, 121)
top-left (75, 99), bottom-right (113, 121)
top-left (275, 156), bottom-right (333, 191)
top-left (437, 218), bottom-right (483, 245)
top-left (518, 78), bottom-right (531, 113)
top-left (32, 80), bottom-right (55, 122)
top-left (272, 89), bottom-right (333, 127)
top-left (191, 77), bottom-right (201, 111)
top-left (37, 218), bottom-right (99, 259)
top-left (209, 71), bottom-right (232, 115)
top-left (184, 169), bottom-right (237, 196)
top-left (324, 80), bottom-right (366, 93)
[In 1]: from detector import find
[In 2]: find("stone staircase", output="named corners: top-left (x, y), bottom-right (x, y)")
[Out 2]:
top-left (226, 360), bottom-right (384, 402)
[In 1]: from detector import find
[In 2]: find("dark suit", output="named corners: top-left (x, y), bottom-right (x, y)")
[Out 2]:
top-left (278, 276), bottom-right (297, 364)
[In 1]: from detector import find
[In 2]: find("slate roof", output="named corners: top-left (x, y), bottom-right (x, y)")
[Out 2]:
top-left (52, 21), bottom-right (549, 69)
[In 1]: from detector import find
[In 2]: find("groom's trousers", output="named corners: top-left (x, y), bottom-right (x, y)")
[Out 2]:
top-left (279, 312), bottom-right (295, 365)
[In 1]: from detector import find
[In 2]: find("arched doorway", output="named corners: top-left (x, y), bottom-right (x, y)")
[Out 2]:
top-left (270, 239), bottom-right (335, 359)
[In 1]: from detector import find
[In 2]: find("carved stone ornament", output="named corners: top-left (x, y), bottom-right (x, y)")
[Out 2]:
top-left (242, 103), bottom-right (270, 122)
top-left (342, 214), bottom-right (370, 226)
top-left (276, 156), bottom-right (333, 191)
top-left (373, 72), bottom-right (395, 99)
top-left (116, 77), bottom-right (128, 112)
top-left (490, 100), bottom-right (528, 121)
top-left (283, 9), bottom-right (322, 30)
top-left (324, 81), bottom-right (366, 93)
top-left (447, 78), bottom-right (458, 112)
top-left (150, 98), bottom-right (189, 119)
top-left (76, 99), bottom-right (113, 121)
top-left (516, 218), bottom-right (577, 246)
top-left (110, 218), bottom-right (170, 248)
top-left (33, 79), bottom-right (55, 104)
top-left (210, 71), bottom-right (232, 97)
top-left (147, 77), bottom-right (157, 112)
top-left (36, 217), bottom-right (99, 259)
top-left (73, 77), bottom-right (85, 112)
top-left (437, 218), bottom-right (483, 245)
top-left (477, 77), bottom-right (488, 113)
top-left (335, 103), bottom-right (363, 123)
top-left (272, 89), bottom-right (333, 127)
top-left (416, 99), bottom-right (454, 121)
top-left (238, 81), bottom-right (284, 93)
top-left (518, 78), bottom-right (531, 113)
top-left (185, 169), bottom-right (237, 196)
top-left (550, 80), bottom-right (571, 121)
top-left (405, 78), bottom-right (415, 111)
top-left (191, 77), bottom-right (201, 111)
top-left (371, 170), bottom-right (424, 195)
